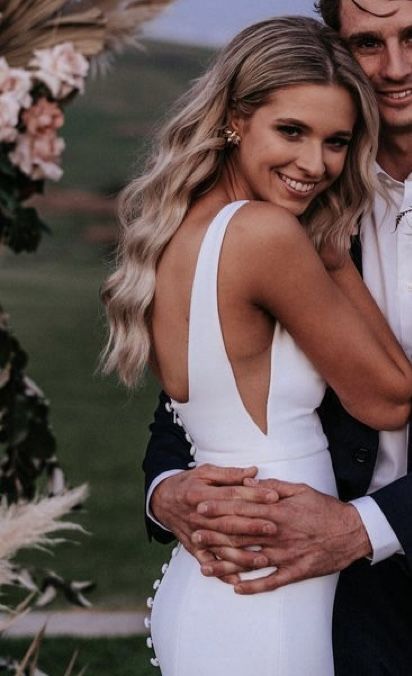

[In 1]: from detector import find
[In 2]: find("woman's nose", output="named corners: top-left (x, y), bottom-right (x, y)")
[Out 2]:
top-left (295, 143), bottom-right (325, 178)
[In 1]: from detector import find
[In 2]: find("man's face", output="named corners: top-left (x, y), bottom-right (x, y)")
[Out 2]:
top-left (339, 0), bottom-right (412, 131)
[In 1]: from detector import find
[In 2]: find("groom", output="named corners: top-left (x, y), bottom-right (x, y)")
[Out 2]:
top-left (143, 1), bottom-right (412, 673)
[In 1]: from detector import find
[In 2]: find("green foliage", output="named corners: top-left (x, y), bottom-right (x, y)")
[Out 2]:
top-left (0, 308), bottom-right (57, 502)
top-left (2, 637), bottom-right (154, 676)
top-left (0, 151), bottom-right (48, 254)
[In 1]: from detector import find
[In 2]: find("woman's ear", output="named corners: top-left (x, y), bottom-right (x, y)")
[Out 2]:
top-left (228, 111), bottom-right (243, 136)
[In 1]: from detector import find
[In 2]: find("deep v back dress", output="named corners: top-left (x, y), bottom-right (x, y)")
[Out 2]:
top-left (149, 201), bottom-right (338, 675)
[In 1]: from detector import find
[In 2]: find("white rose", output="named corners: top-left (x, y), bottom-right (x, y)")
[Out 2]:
top-left (0, 57), bottom-right (32, 108)
top-left (29, 42), bottom-right (89, 99)
top-left (0, 93), bottom-right (20, 142)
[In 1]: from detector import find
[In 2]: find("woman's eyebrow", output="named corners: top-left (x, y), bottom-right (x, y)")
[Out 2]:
top-left (275, 118), bottom-right (307, 127)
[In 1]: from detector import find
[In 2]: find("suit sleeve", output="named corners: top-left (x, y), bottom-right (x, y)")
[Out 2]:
top-left (370, 476), bottom-right (412, 566)
top-left (142, 391), bottom-right (192, 543)
top-left (319, 388), bottom-right (412, 565)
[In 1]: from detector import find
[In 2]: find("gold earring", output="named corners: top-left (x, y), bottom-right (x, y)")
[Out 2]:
top-left (224, 128), bottom-right (241, 146)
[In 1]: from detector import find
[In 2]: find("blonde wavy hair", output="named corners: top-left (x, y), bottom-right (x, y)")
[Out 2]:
top-left (102, 16), bottom-right (379, 387)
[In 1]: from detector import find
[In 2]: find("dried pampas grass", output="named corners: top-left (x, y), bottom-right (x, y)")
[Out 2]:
top-left (0, 0), bottom-right (175, 67)
top-left (97, 0), bottom-right (174, 54)
top-left (0, 485), bottom-right (88, 587)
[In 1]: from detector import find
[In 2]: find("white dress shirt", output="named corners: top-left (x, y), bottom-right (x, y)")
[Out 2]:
top-left (351, 164), bottom-right (412, 563)
top-left (148, 165), bottom-right (412, 556)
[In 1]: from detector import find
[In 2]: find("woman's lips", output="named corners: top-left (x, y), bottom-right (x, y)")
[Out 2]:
top-left (277, 172), bottom-right (317, 197)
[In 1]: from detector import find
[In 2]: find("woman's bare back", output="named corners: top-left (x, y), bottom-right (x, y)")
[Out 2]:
top-left (151, 196), bottom-right (274, 434)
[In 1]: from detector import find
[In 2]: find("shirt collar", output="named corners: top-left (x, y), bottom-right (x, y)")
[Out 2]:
top-left (375, 161), bottom-right (412, 186)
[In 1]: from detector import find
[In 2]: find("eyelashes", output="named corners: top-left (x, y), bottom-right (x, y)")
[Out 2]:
top-left (276, 125), bottom-right (351, 149)
top-left (276, 124), bottom-right (301, 137)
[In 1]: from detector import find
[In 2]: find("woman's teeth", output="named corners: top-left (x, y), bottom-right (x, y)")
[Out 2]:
top-left (279, 173), bottom-right (315, 193)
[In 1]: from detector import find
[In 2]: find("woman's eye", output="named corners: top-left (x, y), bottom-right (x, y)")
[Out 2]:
top-left (327, 137), bottom-right (351, 149)
top-left (277, 125), bottom-right (301, 137)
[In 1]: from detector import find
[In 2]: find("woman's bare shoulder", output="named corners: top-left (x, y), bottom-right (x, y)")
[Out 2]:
top-left (231, 200), bottom-right (310, 252)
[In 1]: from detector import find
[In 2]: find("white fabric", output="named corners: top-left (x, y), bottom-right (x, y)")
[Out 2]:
top-left (351, 166), bottom-right (412, 562)
top-left (150, 201), bottom-right (338, 675)
top-left (146, 470), bottom-right (184, 531)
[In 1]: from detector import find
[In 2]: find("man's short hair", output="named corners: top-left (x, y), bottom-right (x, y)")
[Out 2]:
top-left (315, 1), bottom-right (341, 31)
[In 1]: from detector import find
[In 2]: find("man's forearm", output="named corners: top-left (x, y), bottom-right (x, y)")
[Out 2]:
top-left (147, 470), bottom-right (185, 531)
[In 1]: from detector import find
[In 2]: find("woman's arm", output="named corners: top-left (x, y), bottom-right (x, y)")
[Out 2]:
top-left (327, 256), bottom-right (408, 376)
top-left (234, 202), bottom-right (412, 430)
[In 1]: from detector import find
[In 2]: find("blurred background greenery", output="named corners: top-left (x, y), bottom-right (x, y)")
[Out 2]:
top-left (0, 40), bottom-right (213, 609)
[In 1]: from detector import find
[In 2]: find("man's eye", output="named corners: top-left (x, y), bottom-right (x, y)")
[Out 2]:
top-left (354, 37), bottom-right (381, 51)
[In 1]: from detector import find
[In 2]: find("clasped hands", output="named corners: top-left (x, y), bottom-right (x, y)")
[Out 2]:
top-left (151, 464), bottom-right (372, 594)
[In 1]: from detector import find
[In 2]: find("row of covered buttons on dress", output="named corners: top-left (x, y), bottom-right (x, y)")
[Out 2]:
top-left (164, 401), bottom-right (197, 467)
top-left (146, 399), bottom-right (198, 668)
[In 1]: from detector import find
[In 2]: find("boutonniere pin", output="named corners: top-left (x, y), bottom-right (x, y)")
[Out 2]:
top-left (396, 207), bottom-right (412, 228)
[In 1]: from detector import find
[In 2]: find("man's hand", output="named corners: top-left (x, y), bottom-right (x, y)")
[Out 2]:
top-left (192, 478), bottom-right (372, 594)
top-left (150, 464), bottom-right (279, 566)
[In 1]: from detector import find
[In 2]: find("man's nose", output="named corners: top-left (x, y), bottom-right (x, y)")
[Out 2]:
top-left (295, 143), bottom-right (325, 178)
top-left (381, 42), bottom-right (411, 81)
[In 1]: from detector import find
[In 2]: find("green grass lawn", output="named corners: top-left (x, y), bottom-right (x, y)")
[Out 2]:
top-left (0, 40), bottom-right (214, 608)
top-left (1, 637), bottom-right (155, 675)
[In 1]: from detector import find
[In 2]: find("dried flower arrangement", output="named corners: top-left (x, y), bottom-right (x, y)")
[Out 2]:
top-left (0, 2), bottom-right (176, 672)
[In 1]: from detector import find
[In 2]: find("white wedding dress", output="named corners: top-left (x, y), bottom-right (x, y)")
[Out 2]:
top-left (149, 201), bottom-right (338, 675)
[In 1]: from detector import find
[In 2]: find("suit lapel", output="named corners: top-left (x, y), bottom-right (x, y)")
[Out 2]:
top-left (350, 227), bottom-right (363, 276)
top-left (352, 224), bottom-right (412, 472)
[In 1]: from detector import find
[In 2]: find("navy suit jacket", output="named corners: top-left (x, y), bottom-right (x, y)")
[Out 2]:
top-left (143, 233), bottom-right (412, 565)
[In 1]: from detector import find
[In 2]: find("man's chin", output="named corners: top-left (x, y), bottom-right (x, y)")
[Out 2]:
top-left (378, 108), bottom-right (412, 133)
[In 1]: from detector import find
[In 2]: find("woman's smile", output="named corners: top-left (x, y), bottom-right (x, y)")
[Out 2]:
top-left (227, 83), bottom-right (356, 215)
top-left (276, 171), bottom-right (317, 197)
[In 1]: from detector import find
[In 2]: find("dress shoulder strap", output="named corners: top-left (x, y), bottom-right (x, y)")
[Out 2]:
top-left (186, 200), bottom-right (248, 398)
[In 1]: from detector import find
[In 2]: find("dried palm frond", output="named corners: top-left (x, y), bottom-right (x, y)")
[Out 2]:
top-left (14, 623), bottom-right (46, 676)
top-left (0, 0), bottom-right (175, 67)
top-left (0, 485), bottom-right (88, 586)
top-left (96, 0), bottom-right (175, 54)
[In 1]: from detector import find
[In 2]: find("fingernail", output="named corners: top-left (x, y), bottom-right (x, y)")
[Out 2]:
top-left (201, 566), bottom-right (212, 576)
top-left (265, 490), bottom-right (278, 502)
top-left (235, 585), bottom-right (245, 594)
top-left (263, 523), bottom-right (276, 534)
top-left (198, 503), bottom-right (208, 514)
top-left (192, 532), bottom-right (202, 544)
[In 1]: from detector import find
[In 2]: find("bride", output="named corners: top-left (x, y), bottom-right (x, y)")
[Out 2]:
top-left (102, 16), bottom-right (412, 676)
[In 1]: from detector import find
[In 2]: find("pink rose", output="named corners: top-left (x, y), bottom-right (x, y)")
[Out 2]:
top-left (9, 130), bottom-right (65, 181)
top-left (0, 93), bottom-right (20, 142)
top-left (29, 42), bottom-right (89, 99)
top-left (22, 98), bottom-right (64, 136)
top-left (0, 57), bottom-right (32, 109)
